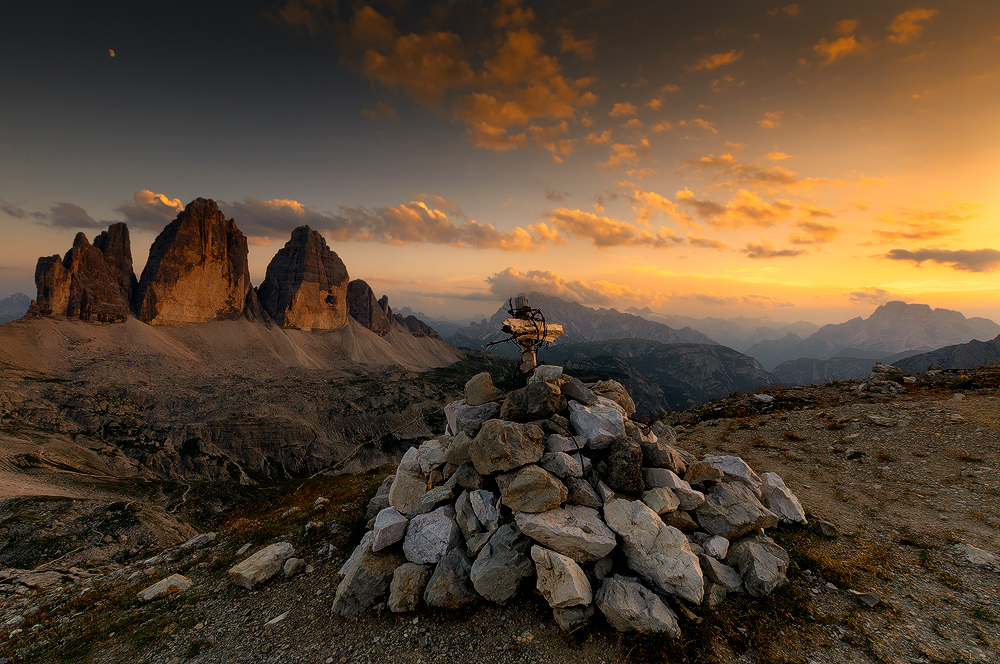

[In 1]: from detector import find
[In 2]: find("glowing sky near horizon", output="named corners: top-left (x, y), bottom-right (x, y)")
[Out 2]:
top-left (2, 0), bottom-right (999, 324)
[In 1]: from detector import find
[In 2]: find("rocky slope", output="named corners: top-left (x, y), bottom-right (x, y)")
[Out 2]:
top-left (0, 293), bottom-right (31, 323)
top-left (746, 301), bottom-right (1000, 370)
top-left (257, 226), bottom-right (350, 330)
top-left (134, 199), bottom-right (258, 325)
top-left (28, 226), bottom-right (135, 323)
top-left (449, 293), bottom-right (714, 353)
top-left (542, 339), bottom-right (776, 414)
top-left (893, 334), bottom-right (1000, 373)
top-left (347, 280), bottom-right (393, 336)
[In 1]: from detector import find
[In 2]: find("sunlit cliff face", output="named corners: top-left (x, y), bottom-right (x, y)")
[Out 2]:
top-left (2, 1), bottom-right (999, 324)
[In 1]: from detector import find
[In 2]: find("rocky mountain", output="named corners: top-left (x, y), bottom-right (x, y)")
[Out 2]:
top-left (347, 279), bottom-right (393, 336)
top-left (394, 307), bottom-right (475, 339)
top-left (449, 293), bottom-right (714, 354)
top-left (892, 334), bottom-right (1000, 373)
top-left (542, 338), bottom-right (776, 415)
top-left (134, 198), bottom-right (259, 324)
top-left (393, 313), bottom-right (441, 339)
top-left (772, 356), bottom-right (880, 385)
top-left (625, 307), bottom-right (820, 352)
top-left (257, 226), bottom-right (350, 330)
top-left (28, 225), bottom-right (134, 323)
top-left (745, 302), bottom-right (1000, 370)
top-left (0, 293), bottom-right (31, 323)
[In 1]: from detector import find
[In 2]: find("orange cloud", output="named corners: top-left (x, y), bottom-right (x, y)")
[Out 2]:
top-left (741, 238), bottom-right (806, 259)
top-left (646, 98), bottom-right (663, 110)
top-left (545, 207), bottom-right (683, 248)
top-left (758, 111), bottom-right (783, 129)
top-left (789, 220), bottom-right (838, 244)
top-left (585, 129), bottom-right (613, 145)
top-left (363, 31), bottom-right (475, 103)
top-left (678, 118), bottom-right (718, 134)
top-left (650, 121), bottom-right (674, 133)
top-left (683, 153), bottom-right (845, 189)
top-left (690, 50), bottom-right (744, 71)
top-left (870, 203), bottom-right (980, 243)
top-left (599, 139), bottom-right (650, 168)
top-left (711, 74), bottom-right (745, 93)
top-left (813, 20), bottom-right (871, 65)
top-left (557, 28), bottom-right (595, 60)
top-left (765, 151), bottom-right (792, 160)
top-left (609, 102), bottom-right (637, 117)
top-left (881, 248), bottom-right (1000, 272)
top-left (677, 189), bottom-right (796, 228)
top-left (768, 4), bottom-right (801, 17)
top-left (114, 190), bottom-right (184, 230)
top-left (888, 8), bottom-right (938, 45)
top-left (687, 235), bottom-right (729, 250)
top-left (621, 184), bottom-right (694, 226)
top-left (486, 267), bottom-right (668, 306)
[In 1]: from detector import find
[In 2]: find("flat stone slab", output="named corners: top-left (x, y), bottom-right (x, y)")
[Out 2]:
top-left (229, 542), bottom-right (295, 589)
top-left (694, 482), bottom-right (778, 540)
top-left (470, 524), bottom-right (534, 603)
top-left (138, 574), bottom-right (192, 601)
top-left (515, 504), bottom-right (617, 563)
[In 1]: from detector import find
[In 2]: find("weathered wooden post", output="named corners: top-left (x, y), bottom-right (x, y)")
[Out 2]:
top-left (500, 295), bottom-right (564, 373)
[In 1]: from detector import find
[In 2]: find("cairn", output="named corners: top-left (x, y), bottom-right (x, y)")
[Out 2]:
top-left (334, 366), bottom-right (808, 635)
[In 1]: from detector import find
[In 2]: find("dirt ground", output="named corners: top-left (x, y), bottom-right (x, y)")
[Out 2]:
top-left (2, 374), bottom-right (999, 664)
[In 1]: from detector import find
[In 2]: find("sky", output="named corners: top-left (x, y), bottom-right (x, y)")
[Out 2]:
top-left (2, 0), bottom-right (1000, 325)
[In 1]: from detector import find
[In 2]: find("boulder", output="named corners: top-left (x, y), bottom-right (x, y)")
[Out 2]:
top-left (402, 505), bottom-right (462, 564)
top-left (726, 532), bottom-right (789, 597)
top-left (417, 439), bottom-right (448, 475)
top-left (565, 477), bottom-right (602, 509)
top-left (345, 279), bottom-right (391, 335)
top-left (388, 447), bottom-right (427, 515)
top-left (760, 472), bottom-right (808, 525)
top-left (607, 434), bottom-right (644, 494)
top-left (702, 456), bottom-right (763, 497)
top-left (468, 420), bottom-right (544, 475)
top-left (703, 536), bottom-right (729, 560)
top-left (639, 437), bottom-right (687, 476)
top-left (137, 574), bottom-right (192, 601)
top-left (500, 382), bottom-right (567, 422)
top-left (229, 542), bottom-right (296, 589)
top-left (603, 500), bottom-right (704, 603)
top-left (694, 482), bottom-right (778, 540)
top-left (333, 532), bottom-right (405, 617)
top-left (684, 461), bottom-right (724, 488)
top-left (590, 380), bottom-right (636, 416)
top-left (642, 468), bottom-right (704, 510)
top-left (423, 548), bottom-right (477, 609)
top-left (530, 364), bottom-right (564, 384)
top-left (698, 554), bottom-right (743, 593)
top-left (540, 452), bottom-right (583, 478)
top-left (560, 376), bottom-right (596, 405)
top-left (568, 401), bottom-right (625, 450)
top-left (641, 488), bottom-right (679, 515)
top-left (135, 198), bottom-right (258, 324)
top-left (388, 563), bottom-right (432, 613)
top-left (531, 545), bottom-right (592, 608)
top-left (445, 400), bottom-right (501, 438)
top-left (662, 510), bottom-right (699, 533)
top-left (464, 372), bottom-right (502, 406)
top-left (595, 575), bottom-right (681, 636)
top-left (470, 524), bottom-right (534, 603)
top-left (515, 505), bottom-right (617, 563)
top-left (444, 433), bottom-right (474, 467)
top-left (257, 226), bottom-right (350, 330)
top-left (372, 507), bottom-right (409, 553)
top-left (496, 465), bottom-right (568, 513)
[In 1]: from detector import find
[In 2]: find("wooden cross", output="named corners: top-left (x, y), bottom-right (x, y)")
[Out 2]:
top-left (501, 298), bottom-right (564, 373)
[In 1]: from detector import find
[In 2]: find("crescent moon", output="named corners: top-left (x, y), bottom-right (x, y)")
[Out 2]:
top-left (109, 49), bottom-right (115, 57)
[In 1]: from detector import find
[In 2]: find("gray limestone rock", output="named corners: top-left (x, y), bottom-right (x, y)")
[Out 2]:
top-left (497, 465), bottom-right (568, 513)
top-left (694, 482), bottom-right (778, 540)
top-left (590, 380), bottom-right (636, 416)
top-left (541, 451), bottom-right (583, 478)
top-left (454, 491), bottom-right (483, 542)
top-left (445, 399), bottom-right (501, 438)
top-left (500, 382), bottom-right (567, 422)
top-left (760, 472), bottom-right (808, 525)
top-left (595, 575), bottom-right (681, 636)
top-left (138, 574), bottom-right (192, 601)
top-left (417, 439), bottom-right (448, 475)
top-left (641, 488), bottom-right (680, 515)
top-left (423, 548), bottom-right (477, 609)
top-left (514, 505), bottom-right (617, 563)
top-left (698, 554), bottom-right (743, 593)
top-left (444, 433), bottom-right (474, 467)
top-left (333, 532), bottom-right (405, 617)
top-left (553, 604), bottom-right (594, 633)
top-left (470, 490), bottom-right (499, 531)
top-left (725, 532), bottom-right (789, 597)
top-left (531, 545), bottom-right (593, 608)
top-left (565, 476), bottom-right (603, 509)
top-left (703, 536), bottom-right (729, 559)
top-left (229, 542), bottom-right (296, 589)
top-left (388, 447), bottom-right (427, 515)
top-left (451, 460), bottom-right (483, 490)
top-left (603, 499), bottom-right (704, 603)
top-left (469, 420), bottom-right (544, 475)
top-left (372, 507), bottom-right (408, 553)
top-left (470, 524), bottom-right (534, 603)
top-left (702, 456), bottom-right (763, 497)
top-left (388, 563), bottom-right (432, 613)
top-left (568, 401), bottom-right (625, 450)
top-left (402, 505), bottom-right (462, 565)
top-left (465, 372), bottom-right (502, 406)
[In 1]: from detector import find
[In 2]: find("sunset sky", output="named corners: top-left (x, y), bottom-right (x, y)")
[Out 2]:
top-left (3, 0), bottom-right (999, 324)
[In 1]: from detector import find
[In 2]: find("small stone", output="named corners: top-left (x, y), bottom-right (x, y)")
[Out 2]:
top-left (698, 555), bottom-right (742, 593)
top-left (703, 536), bottom-right (729, 559)
top-left (552, 604), bottom-right (594, 632)
top-left (607, 433), bottom-right (644, 494)
top-left (388, 563), bottom-right (432, 613)
top-left (180, 532), bottom-right (217, 550)
top-left (500, 382), bottom-right (567, 422)
top-left (530, 364), bottom-right (564, 384)
top-left (445, 399), bottom-right (501, 438)
top-left (496, 465), bottom-right (568, 513)
top-left (726, 532), bottom-right (789, 597)
top-left (541, 452), bottom-right (583, 478)
top-left (283, 558), bottom-right (306, 578)
top-left (684, 461), bottom-right (724, 488)
top-left (470, 490), bottom-right (499, 531)
top-left (694, 482), bottom-right (778, 540)
top-left (229, 542), bottom-right (296, 589)
top-left (137, 574), bottom-right (192, 601)
top-left (402, 505), bottom-right (462, 565)
top-left (590, 380), bottom-right (636, 416)
top-left (451, 460), bottom-right (483, 490)
top-left (701, 456), bottom-right (763, 496)
top-left (565, 476), bottom-right (602, 509)
top-left (811, 519), bottom-right (838, 538)
top-left (956, 543), bottom-right (998, 568)
top-left (388, 447), bottom-right (427, 515)
top-left (568, 401), bottom-right (625, 450)
top-left (372, 507), bottom-right (409, 552)
top-left (333, 532), bottom-right (406, 617)
top-left (417, 439), bottom-right (448, 475)
top-left (470, 524), bottom-right (534, 603)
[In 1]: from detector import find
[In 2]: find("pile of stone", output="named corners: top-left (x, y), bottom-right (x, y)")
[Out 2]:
top-left (333, 366), bottom-right (808, 635)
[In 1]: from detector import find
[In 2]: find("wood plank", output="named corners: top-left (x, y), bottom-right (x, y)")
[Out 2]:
top-left (501, 318), bottom-right (564, 342)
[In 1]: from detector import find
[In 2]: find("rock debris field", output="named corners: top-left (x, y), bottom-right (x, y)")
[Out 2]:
top-left (2, 364), bottom-right (999, 664)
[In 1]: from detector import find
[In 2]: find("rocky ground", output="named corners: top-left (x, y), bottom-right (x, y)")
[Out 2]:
top-left (2, 368), bottom-right (999, 664)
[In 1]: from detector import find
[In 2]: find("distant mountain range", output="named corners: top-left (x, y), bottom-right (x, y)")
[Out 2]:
top-left (0, 293), bottom-right (30, 324)
top-left (893, 335), bottom-right (1000, 373)
top-left (624, 307), bottom-right (820, 352)
top-left (543, 338), bottom-right (776, 415)
top-left (744, 301), bottom-right (1000, 372)
top-left (448, 292), bottom-right (714, 354)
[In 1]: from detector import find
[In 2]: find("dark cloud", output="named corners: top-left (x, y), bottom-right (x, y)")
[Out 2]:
top-left (544, 187), bottom-right (570, 203)
top-left (847, 287), bottom-right (894, 306)
top-left (0, 201), bottom-right (26, 218)
top-left (485, 267), bottom-right (662, 306)
top-left (741, 239), bottom-right (805, 259)
top-left (789, 220), bottom-right (838, 244)
top-left (114, 190), bottom-right (184, 231)
top-left (33, 202), bottom-right (103, 229)
top-left (881, 248), bottom-right (1000, 273)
